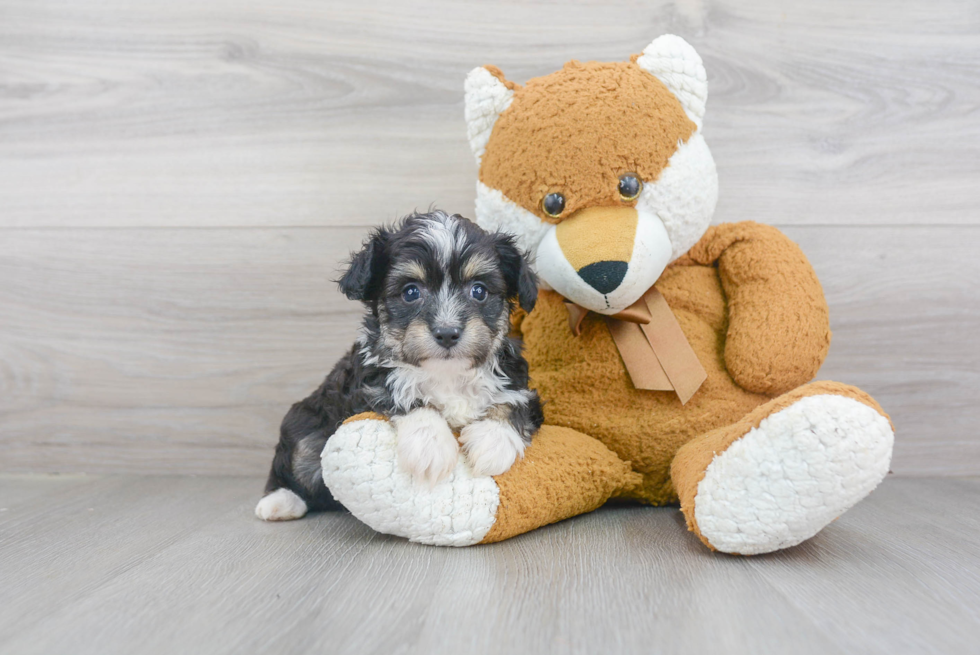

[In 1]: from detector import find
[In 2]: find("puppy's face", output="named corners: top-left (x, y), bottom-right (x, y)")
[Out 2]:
top-left (381, 240), bottom-right (507, 366)
top-left (339, 212), bottom-right (537, 367)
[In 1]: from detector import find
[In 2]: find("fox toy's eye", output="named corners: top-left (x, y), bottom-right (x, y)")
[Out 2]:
top-left (618, 174), bottom-right (642, 201)
top-left (401, 284), bottom-right (421, 302)
top-left (470, 283), bottom-right (488, 302)
top-left (542, 192), bottom-right (565, 218)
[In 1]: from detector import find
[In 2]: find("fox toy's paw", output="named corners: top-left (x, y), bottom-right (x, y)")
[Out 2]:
top-left (321, 415), bottom-right (500, 546)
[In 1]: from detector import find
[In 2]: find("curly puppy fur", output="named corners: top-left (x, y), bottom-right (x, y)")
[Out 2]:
top-left (258, 211), bottom-right (543, 518)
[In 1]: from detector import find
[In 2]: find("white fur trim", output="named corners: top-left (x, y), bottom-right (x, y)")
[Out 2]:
top-left (322, 417), bottom-right (500, 547)
top-left (693, 394), bottom-right (894, 555)
top-left (460, 419), bottom-right (526, 477)
top-left (635, 34), bottom-right (708, 129)
top-left (392, 407), bottom-right (459, 485)
top-left (535, 211), bottom-right (672, 315)
top-left (637, 132), bottom-right (718, 262)
top-left (474, 181), bottom-right (552, 256)
top-left (465, 67), bottom-right (514, 164)
top-left (254, 488), bottom-right (308, 522)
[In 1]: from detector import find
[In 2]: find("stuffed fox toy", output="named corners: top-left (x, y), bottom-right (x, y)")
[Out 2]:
top-left (322, 34), bottom-right (894, 554)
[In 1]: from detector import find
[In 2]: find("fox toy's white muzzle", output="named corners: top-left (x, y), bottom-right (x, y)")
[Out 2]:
top-left (535, 206), bottom-right (673, 315)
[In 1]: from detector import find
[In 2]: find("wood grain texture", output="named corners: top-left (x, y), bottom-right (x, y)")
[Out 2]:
top-left (0, 0), bottom-right (976, 228)
top-left (785, 226), bottom-right (980, 476)
top-left (0, 0), bottom-right (977, 476)
top-left (2, 225), bottom-right (977, 476)
top-left (1, 475), bottom-right (979, 654)
top-left (0, 227), bottom-right (367, 475)
top-left (0, 475), bottom-right (256, 643)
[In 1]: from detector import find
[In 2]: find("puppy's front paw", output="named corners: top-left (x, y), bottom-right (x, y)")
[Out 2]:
top-left (460, 419), bottom-right (526, 477)
top-left (394, 408), bottom-right (459, 485)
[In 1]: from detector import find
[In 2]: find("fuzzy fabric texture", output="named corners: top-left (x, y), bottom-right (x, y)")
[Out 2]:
top-left (464, 36), bottom-right (718, 316)
top-left (517, 221), bottom-right (831, 506)
top-left (321, 413), bottom-right (637, 546)
top-left (670, 382), bottom-right (893, 553)
top-left (464, 66), bottom-right (515, 165)
top-left (636, 133), bottom-right (718, 262)
top-left (321, 35), bottom-right (894, 553)
top-left (322, 413), bottom-right (500, 547)
top-left (633, 34), bottom-right (709, 129)
top-left (478, 60), bottom-right (696, 223)
top-left (479, 424), bottom-right (641, 544)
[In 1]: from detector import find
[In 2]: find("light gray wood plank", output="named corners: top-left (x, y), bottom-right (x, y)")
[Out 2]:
top-left (0, 227), bottom-right (366, 475)
top-left (0, 478), bottom-right (443, 654)
top-left (785, 225), bottom-right (980, 476)
top-left (2, 225), bottom-right (977, 476)
top-left (0, 0), bottom-right (976, 228)
top-left (407, 508), bottom-right (839, 655)
top-left (744, 479), bottom-right (980, 654)
top-left (0, 475), bottom-right (259, 643)
top-left (3, 475), bottom-right (980, 654)
top-left (0, 473), bottom-right (96, 510)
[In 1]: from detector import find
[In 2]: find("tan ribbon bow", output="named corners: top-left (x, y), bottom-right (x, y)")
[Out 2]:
top-left (565, 287), bottom-right (707, 404)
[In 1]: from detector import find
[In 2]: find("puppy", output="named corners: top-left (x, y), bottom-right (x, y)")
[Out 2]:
top-left (255, 210), bottom-right (544, 521)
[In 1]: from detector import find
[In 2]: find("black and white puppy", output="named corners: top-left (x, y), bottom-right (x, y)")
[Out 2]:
top-left (255, 210), bottom-right (544, 521)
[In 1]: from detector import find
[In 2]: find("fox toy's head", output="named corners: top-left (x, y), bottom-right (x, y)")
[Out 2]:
top-left (464, 34), bottom-right (718, 315)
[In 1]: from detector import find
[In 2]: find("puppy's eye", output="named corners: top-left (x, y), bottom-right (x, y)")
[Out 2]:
top-left (470, 283), bottom-right (488, 302)
top-left (401, 284), bottom-right (421, 302)
top-left (542, 192), bottom-right (565, 218)
top-left (618, 174), bottom-right (642, 201)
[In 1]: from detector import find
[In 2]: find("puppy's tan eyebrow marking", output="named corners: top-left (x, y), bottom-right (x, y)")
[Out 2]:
top-left (462, 253), bottom-right (496, 280)
top-left (392, 260), bottom-right (427, 282)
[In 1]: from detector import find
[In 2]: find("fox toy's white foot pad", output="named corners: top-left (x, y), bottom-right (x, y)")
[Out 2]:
top-left (322, 417), bottom-right (500, 546)
top-left (694, 394), bottom-right (894, 555)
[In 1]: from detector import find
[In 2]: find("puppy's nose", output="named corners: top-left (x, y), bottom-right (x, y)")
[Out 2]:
top-left (432, 326), bottom-right (462, 349)
top-left (578, 260), bottom-right (628, 294)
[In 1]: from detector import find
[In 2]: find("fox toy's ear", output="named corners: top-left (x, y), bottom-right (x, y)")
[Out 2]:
top-left (494, 232), bottom-right (538, 313)
top-left (338, 228), bottom-right (390, 302)
top-left (464, 66), bottom-right (517, 165)
top-left (634, 34), bottom-right (708, 129)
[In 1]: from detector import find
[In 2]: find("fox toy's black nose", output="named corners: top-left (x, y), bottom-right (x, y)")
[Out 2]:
top-left (578, 260), bottom-right (628, 294)
top-left (432, 326), bottom-right (462, 349)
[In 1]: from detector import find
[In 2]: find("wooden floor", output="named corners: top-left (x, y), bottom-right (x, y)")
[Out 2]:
top-left (1, 475), bottom-right (978, 654)
top-left (2, 3), bottom-right (976, 652)
top-left (3, 0), bottom-right (979, 479)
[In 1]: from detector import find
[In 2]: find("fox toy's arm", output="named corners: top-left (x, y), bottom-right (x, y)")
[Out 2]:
top-left (683, 221), bottom-right (831, 396)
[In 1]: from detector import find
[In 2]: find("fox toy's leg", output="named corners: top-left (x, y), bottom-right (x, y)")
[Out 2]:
top-left (322, 414), bottom-right (641, 546)
top-left (670, 381), bottom-right (894, 555)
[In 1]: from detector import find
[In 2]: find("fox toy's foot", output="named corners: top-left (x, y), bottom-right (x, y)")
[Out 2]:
top-left (322, 413), bottom-right (499, 546)
top-left (322, 414), bottom-right (639, 546)
top-left (671, 382), bottom-right (894, 555)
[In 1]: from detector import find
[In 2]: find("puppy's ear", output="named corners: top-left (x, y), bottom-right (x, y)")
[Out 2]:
top-left (338, 228), bottom-right (389, 301)
top-left (494, 233), bottom-right (538, 313)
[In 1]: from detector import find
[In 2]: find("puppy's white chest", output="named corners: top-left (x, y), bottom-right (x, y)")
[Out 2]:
top-left (388, 360), bottom-right (496, 430)
top-left (419, 362), bottom-right (490, 429)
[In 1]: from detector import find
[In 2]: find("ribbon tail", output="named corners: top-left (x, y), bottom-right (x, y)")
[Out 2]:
top-left (639, 288), bottom-right (707, 404)
top-left (566, 290), bottom-right (706, 404)
top-left (605, 318), bottom-right (673, 391)
top-left (564, 302), bottom-right (589, 336)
